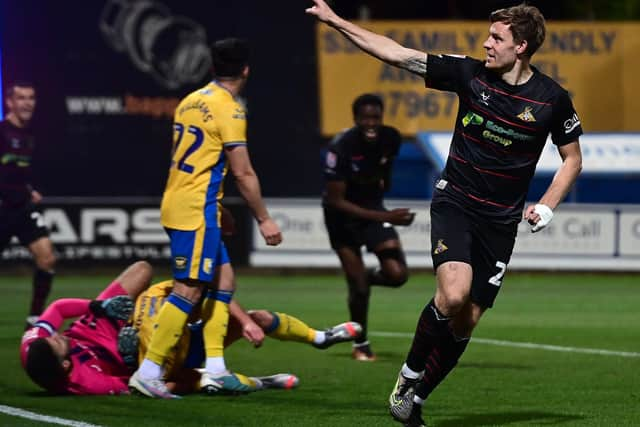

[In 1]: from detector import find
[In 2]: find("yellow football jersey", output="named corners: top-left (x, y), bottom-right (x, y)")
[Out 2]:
top-left (161, 81), bottom-right (247, 230)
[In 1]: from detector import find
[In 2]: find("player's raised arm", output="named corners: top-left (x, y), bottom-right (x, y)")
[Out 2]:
top-left (305, 0), bottom-right (427, 76)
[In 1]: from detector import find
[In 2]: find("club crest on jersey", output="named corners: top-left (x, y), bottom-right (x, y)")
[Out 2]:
top-left (517, 106), bottom-right (536, 122)
top-left (174, 256), bottom-right (188, 270)
top-left (433, 239), bottom-right (448, 255)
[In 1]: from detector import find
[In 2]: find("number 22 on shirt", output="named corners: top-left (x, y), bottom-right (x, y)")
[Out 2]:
top-left (171, 123), bottom-right (204, 174)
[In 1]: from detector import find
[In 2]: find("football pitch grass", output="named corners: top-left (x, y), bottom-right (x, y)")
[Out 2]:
top-left (0, 270), bottom-right (638, 426)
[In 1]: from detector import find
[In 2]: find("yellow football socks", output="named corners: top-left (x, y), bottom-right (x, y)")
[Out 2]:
top-left (145, 292), bottom-right (194, 367)
top-left (202, 290), bottom-right (232, 363)
top-left (268, 312), bottom-right (316, 344)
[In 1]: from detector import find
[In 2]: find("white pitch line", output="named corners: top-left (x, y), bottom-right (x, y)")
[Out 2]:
top-left (369, 331), bottom-right (640, 358)
top-left (0, 405), bottom-right (102, 427)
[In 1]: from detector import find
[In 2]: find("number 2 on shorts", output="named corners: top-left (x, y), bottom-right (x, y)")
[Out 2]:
top-left (488, 261), bottom-right (507, 287)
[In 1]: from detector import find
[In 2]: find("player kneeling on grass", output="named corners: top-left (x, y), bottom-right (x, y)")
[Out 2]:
top-left (128, 279), bottom-right (363, 396)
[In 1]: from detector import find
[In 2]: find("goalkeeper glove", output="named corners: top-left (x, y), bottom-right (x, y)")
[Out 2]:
top-left (89, 295), bottom-right (134, 320)
top-left (117, 326), bottom-right (139, 367)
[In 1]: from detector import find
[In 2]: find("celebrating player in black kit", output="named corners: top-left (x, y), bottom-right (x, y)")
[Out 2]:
top-left (323, 94), bottom-right (415, 361)
top-left (307, 2), bottom-right (583, 425)
top-left (0, 81), bottom-right (57, 328)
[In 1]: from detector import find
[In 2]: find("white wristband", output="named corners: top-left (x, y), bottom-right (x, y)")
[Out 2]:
top-left (531, 203), bottom-right (553, 233)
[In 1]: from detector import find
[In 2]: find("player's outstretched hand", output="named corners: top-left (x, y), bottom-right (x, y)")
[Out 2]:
top-left (384, 208), bottom-right (416, 226)
top-left (305, 0), bottom-right (337, 23)
top-left (259, 218), bottom-right (283, 246)
top-left (90, 295), bottom-right (134, 320)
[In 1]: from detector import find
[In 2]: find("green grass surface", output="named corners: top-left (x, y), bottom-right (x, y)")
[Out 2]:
top-left (0, 271), bottom-right (638, 426)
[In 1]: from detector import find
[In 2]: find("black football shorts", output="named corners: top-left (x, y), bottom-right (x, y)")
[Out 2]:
top-left (430, 199), bottom-right (518, 308)
top-left (323, 206), bottom-right (399, 252)
top-left (0, 203), bottom-right (50, 249)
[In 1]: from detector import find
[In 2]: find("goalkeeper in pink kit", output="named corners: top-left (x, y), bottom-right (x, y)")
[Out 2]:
top-left (20, 260), bottom-right (361, 395)
top-left (20, 261), bottom-right (149, 395)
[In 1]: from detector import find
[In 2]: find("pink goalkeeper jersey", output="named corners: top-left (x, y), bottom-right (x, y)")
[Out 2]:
top-left (20, 285), bottom-right (131, 395)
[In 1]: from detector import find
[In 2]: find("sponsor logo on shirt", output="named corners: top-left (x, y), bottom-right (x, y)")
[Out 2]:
top-left (482, 130), bottom-right (513, 147)
top-left (564, 113), bottom-right (581, 134)
top-left (462, 112), bottom-right (484, 127)
top-left (1, 153), bottom-right (31, 167)
top-left (486, 121), bottom-right (534, 142)
top-left (517, 106), bottom-right (536, 122)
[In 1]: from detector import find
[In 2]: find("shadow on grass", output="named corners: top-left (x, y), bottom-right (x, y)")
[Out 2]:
top-left (436, 411), bottom-right (584, 426)
top-left (327, 350), bottom-right (406, 362)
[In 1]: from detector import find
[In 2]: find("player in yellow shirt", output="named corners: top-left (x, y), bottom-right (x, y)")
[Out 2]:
top-left (129, 38), bottom-right (282, 398)
top-left (21, 260), bottom-right (362, 396)
top-left (126, 279), bottom-right (362, 395)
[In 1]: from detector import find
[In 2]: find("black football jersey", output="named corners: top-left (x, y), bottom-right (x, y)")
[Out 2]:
top-left (425, 54), bottom-right (583, 223)
top-left (0, 120), bottom-right (35, 207)
top-left (323, 125), bottom-right (402, 207)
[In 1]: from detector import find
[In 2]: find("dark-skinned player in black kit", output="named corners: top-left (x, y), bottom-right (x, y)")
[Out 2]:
top-left (323, 93), bottom-right (415, 362)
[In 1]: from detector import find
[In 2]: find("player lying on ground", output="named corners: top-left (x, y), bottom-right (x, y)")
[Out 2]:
top-left (20, 261), bottom-right (151, 394)
top-left (129, 279), bottom-right (362, 396)
top-left (20, 261), bottom-right (362, 395)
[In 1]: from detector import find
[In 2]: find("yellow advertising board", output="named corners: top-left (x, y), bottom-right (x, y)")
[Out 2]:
top-left (317, 21), bottom-right (640, 135)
